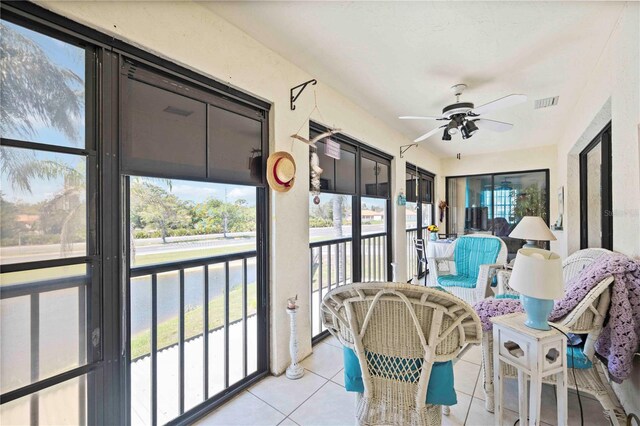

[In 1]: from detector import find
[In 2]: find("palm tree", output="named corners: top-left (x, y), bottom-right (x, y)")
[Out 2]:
top-left (1, 22), bottom-right (85, 256)
top-left (1, 21), bottom-right (83, 142)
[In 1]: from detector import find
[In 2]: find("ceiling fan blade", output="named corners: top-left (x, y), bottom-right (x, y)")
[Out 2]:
top-left (399, 115), bottom-right (441, 120)
top-left (471, 94), bottom-right (527, 116)
top-left (474, 118), bottom-right (514, 132)
top-left (414, 125), bottom-right (446, 142)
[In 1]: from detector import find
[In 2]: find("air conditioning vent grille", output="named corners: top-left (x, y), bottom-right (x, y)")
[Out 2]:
top-left (534, 96), bottom-right (559, 109)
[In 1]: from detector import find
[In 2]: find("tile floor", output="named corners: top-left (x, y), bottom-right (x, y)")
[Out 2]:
top-left (196, 336), bottom-right (613, 425)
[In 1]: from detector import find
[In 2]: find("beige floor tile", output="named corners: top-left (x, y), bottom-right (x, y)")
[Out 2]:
top-left (322, 335), bottom-right (342, 349)
top-left (330, 369), bottom-right (345, 387)
top-left (289, 382), bottom-right (356, 426)
top-left (442, 391), bottom-right (472, 426)
top-left (465, 397), bottom-right (520, 426)
top-left (300, 342), bottom-right (344, 379)
top-left (248, 371), bottom-right (327, 416)
top-left (196, 391), bottom-right (285, 426)
top-left (277, 418), bottom-right (300, 426)
top-left (454, 359), bottom-right (481, 397)
top-left (461, 344), bottom-right (483, 366)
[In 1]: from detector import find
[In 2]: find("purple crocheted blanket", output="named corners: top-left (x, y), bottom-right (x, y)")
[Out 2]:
top-left (474, 252), bottom-right (640, 382)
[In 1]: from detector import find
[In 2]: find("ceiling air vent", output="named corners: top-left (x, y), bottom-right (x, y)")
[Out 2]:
top-left (534, 96), bottom-right (559, 109)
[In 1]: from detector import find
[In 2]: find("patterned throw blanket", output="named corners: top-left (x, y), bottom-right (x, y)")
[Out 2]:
top-left (474, 253), bottom-right (640, 382)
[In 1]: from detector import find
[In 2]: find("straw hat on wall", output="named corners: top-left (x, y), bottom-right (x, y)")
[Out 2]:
top-left (266, 151), bottom-right (296, 192)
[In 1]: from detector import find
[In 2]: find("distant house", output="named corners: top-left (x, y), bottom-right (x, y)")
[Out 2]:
top-left (361, 209), bottom-right (383, 221)
top-left (15, 214), bottom-right (40, 229)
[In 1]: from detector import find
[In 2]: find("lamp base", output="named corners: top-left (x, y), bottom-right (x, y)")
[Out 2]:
top-left (520, 294), bottom-right (554, 330)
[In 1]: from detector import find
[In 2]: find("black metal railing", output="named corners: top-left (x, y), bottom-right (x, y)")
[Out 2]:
top-left (129, 250), bottom-right (257, 425)
top-left (406, 228), bottom-right (418, 281)
top-left (360, 232), bottom-right (387, 282)
top-left (0, 272), bottom-right (89, 424)
top-left (309, 237), bottom-right (352, 340)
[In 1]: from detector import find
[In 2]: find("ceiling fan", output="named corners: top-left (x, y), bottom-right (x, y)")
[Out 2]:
top-left (399, 84), bottom-right (527, 142)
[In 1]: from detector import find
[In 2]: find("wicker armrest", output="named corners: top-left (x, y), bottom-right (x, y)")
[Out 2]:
top-left (476, 263), bottom-right (504, 300)
top-left (429, 256), bottom-right (453, 277)
top-left (496, 269), bottom-right (518, 296)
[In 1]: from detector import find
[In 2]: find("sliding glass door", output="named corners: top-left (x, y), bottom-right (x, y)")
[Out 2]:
top-left (446, 170), bottom-right (549, 259)
top-left (405, 165), bottom-right (435, 280)
top-left (308, 123), bottom-right (392, 341)
top-left (121, 62), bottom-right (269, 425)
top-left (1, 17), bottom-right (99, 425)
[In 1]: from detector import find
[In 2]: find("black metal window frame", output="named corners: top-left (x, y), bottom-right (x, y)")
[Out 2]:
top-left (405, 164), bottom-right (436, 239)
top-left (579, 122), bottom-right (612, 250)
top-left (0, 9), bottom-right (101, 425)
top-left (1, 2), bottom-right (272, 425)
top-left (445, 169), bottom-right (551, 241)
top-left (308, 122), bottom-right (393, 344)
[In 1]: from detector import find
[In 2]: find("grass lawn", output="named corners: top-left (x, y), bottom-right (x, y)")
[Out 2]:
top-left (130, 281), bottom-right (257, 359)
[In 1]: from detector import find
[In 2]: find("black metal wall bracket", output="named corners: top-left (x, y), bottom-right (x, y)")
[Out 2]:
top-left (290, 79), bottom-right (317, 110)
top-left (400, 143), bottom-right (418, 158)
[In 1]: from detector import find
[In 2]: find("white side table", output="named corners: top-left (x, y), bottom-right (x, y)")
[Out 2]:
top-left (491, 313), bottom-right (567, 426)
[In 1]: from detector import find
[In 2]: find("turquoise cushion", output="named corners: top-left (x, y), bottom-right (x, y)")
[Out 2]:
top-left (453, 237), bottom-right (502, 280)
top-left (567, 346), bottom-right (593, 369)
top-left (343, 347), bottom-right (457, 406)
top-left (495, 294), bottom-right (519, 299)
top-left (438, 275), bottom-right (476, 288)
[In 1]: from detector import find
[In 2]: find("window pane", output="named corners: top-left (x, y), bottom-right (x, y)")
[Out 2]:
top-left (586, 145), bottom-right (602, 248)
top-left (208, 107), bottom-right (262, 185)
top-left (1, 267), bottom-right (88, 394)
top-left (208, 263), bottom-right (226, 397)
top-left (360, 157), bottom-right (377, 196)
top-left (130, 178), bottom-right (257, 267)
top-left (1, 147), bottom-right (86, 265)
top-left (422, 203), bottom-right (433, 228)
top-left (123, 79), bottom-right (206, 178)
top-left (314, 141), bottom-right (335, 191)
top-left (309, 194), bottom-right (352, 242)
top-left (184, 266), bottom-right (205, 411)
top-left (246, 258), bottom-right (258, 375)
top-left (376, 163), bottom-right (389, 198)
top-left (0, 20), bottom-right (85, 148)
top-left (405, 201), bottom-right (418, 230)
top-left (335, 149), bottom-right (356, 194)
top-left (130, 275), bottom-right (152, 426)
top-left (361, 197), bottom-right (386, 235)
top-left (0, 374), bottom-right (88, 426)
top-left (156, 271), bottom-right (179, 424)
top-left (406, 171), bottom-right (417, 203)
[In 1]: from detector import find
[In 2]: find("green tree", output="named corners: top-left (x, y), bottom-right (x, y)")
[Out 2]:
top-left (130, 181), bottom-right (190, 243)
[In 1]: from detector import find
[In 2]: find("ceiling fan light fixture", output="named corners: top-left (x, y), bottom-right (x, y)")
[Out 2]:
top-left (442, 128), bottom-right (452, 141)
top-left (446, 120), bottom-right (458, 136)
top-left (463, 120), bottom-right (479, 136)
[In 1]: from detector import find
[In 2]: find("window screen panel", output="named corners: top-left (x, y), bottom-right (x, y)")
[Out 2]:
top-left (315, 140), bottom-right (335, 191)
top-left (335, 148), bottom-right (356, 194)
top-left (122, 79), bottom-right (206, 178)
top-left (376, 162), bottom-right (389, 198)
top-left (208, 106), bottom-right (263, 185)
top-left (360, 157), bottom-right (377, 196)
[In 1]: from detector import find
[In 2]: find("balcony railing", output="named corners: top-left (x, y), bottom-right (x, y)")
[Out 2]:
top-left (129, 250), bottom-right (258, 425)
top-left (406, 228), bottom-right (418, 281)
top-left (309, 237), bottom-right (352, 340)
top-left (360, 232), bottom-right (387, 282)
top-left (0, 272), bottom-right (89, 425)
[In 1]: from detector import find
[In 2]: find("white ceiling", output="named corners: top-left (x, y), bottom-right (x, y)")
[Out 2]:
top-left (204, 1), bottom-right (624, 158)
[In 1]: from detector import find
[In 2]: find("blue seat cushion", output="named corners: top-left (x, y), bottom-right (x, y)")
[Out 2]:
top-left (438, 275), bottom-right (477, 288)
top-left (343, 347), bottom-right (457, 406)
top-left (567, 346), bottom-right (593, 369)
top-left (437, 237), bottom-right (502, 289)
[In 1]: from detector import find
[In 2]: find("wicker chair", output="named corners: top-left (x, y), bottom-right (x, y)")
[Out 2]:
top-left (321, 282), bottom-right (482, 426)
top-left (428, 234), bottom-right (508, 304)
top-left (481, 248), bottom-right (625, 424)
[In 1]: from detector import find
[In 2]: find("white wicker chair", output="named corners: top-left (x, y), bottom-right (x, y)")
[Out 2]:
top-left (428, 234), bottom-right (508, 304)
top-left (321, 282), bottom-right (482, 426)
top-left (481, 248), bottom-right (626, 424)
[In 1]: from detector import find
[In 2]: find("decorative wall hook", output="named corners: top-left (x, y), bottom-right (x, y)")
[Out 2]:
top-left (290, 79), bottom-right (317, 110)
top-left (400, 143), bottom-right (418, 158)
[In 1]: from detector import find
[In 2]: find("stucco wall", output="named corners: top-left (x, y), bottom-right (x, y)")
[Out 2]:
top-left (35, 0), bottom-right (442, 375)
top-left (553, 2), bottom-right (640, 415)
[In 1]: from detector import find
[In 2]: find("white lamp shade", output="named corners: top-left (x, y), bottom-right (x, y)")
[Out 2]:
top-left (509, 216), bottom-right (557, 241)
top-left (509, 248), bottom-right (564, 300)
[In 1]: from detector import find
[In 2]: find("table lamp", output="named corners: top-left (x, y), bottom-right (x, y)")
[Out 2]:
top-left (509, 216), bottom-right (557, 248)
top-left (509, 248), bottom-right (563, 330)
